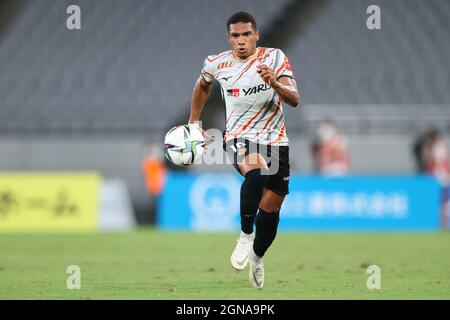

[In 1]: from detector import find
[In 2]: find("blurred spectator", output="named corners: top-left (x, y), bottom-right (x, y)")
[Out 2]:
top-left (421, 129), bottom-right (450, 184)
top-left (412, 131), bottom-right (428, 173)
top-left (141, 144), bottom-right (167, 221)
top-left (311, 119), bottom-right (350, 176)
top-left (419, 129), bottom-right (450, 229)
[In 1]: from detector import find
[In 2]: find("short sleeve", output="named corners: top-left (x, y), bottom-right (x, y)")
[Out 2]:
top-left (200, 57), bottom-right (215, 84)
top-left (274, 49), bottom-right (294, 80)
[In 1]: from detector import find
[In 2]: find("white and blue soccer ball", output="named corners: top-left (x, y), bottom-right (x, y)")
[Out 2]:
top-left (164, 124), bottom-right (205, 166)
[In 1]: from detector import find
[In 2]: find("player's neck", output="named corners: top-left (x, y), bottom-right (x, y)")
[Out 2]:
top-left (233, 47), bottom-right (259, 60)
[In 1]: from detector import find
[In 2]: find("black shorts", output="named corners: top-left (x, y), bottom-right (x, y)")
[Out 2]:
top-left (223, 138), bottom-right (290, 196)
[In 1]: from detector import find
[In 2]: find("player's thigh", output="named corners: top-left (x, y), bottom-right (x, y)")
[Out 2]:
top-left (259, 145), bottom-right (290, 212)
top-left (237, 152), bottom-right (269, 176)
top-left (259, 188), bottom-right (285, 212)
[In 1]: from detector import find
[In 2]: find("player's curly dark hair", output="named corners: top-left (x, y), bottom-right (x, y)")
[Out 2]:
top-left (227, 11), bottom-right (257, 31)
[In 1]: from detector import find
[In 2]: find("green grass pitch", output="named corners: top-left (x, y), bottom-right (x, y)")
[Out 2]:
top-left (0, 229), bottom-right (449, 299)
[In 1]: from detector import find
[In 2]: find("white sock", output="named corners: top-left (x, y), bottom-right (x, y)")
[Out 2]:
top-left (250, 248), bottom-right (262, 262)
top-left (240, 231), bottom-right (254, 239)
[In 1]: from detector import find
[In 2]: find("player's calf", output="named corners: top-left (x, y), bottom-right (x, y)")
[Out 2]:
top-left (240, 168), bottom-right (269, 234)
top-left (253, 208), bottom-right (280, 258)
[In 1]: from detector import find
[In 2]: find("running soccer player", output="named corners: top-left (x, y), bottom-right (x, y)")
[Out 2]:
top-left (188, 11), bottom-right (300, 288)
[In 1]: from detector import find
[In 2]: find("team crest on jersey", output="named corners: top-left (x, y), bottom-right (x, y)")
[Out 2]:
top-left (218, 62), bottom-right (234, 69)
top-left (227, 89), bottom-right (240, 97)
top-left (256, 53), bottom-right (270, 62)
top-left (237, 146), bottom-right (247, 156)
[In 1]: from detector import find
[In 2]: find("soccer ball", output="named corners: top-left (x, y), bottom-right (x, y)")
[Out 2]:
top-left (164, 124), bottom-right (205, 166)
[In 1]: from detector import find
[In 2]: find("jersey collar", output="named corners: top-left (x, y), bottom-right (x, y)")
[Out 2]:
top-left (232, 47), bottom-right (261, 61)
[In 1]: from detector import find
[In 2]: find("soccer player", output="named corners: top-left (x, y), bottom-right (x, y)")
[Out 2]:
top-left (188, 11), bottom-right (300, 288)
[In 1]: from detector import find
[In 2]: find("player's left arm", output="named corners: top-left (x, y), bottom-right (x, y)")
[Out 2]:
top-left (272, 76), bottom-right (300, 107)
top-left (257, 64), bottom-right (300, 107)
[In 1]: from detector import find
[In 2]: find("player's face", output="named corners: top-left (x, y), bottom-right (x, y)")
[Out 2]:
top-left (227, 22), bottom-right (260, 59)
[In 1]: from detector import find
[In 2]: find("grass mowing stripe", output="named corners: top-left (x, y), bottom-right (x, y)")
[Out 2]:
top-left (0, 230), bottom-right (449, 299)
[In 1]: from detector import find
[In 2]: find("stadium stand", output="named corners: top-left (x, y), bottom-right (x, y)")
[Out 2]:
top-left (0, 0), bottom-right (291, 136)
top-left (278, 0), bottom-right (450, 133)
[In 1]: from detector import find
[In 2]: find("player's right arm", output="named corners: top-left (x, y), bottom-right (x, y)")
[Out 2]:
top-left (189, 57), bottom-right (217, 142)
top-left (188, 76), bottom-right (212, 124)
top-left (188, 57), bottom-right (216, 124)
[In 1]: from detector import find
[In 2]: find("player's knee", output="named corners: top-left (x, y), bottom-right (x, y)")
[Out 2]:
top-left (259, 191), bottom-right (285, 212)
top-left (259, 204), bottom-right (281, 213)
top-left (245, 168), bottom-right (269, 187)
top-left (241, 168), bottom-right (270, 200)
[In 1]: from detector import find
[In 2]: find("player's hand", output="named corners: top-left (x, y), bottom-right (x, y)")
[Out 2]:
top-left (189, 122), bottom-right (215, 144)
top-left (256, 64), bottom-right (277, 87)
top-left (200, 127), bottom-right (215, 144)
top-left (199, 127), bottom-right (215, 153)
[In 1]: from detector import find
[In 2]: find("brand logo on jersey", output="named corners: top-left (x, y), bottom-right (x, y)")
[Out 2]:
top-left (227, 89), bottom-right (240, 97)
top-left (218, 62), bottom-right (234, 69)
top-left (220, 76), bottom-right (232, 82)
top-left (243, 83), bottom-right (271, 96)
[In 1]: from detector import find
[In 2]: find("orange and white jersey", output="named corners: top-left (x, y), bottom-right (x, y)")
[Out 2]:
top-left (200, 47), bottom-right (294, 146)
